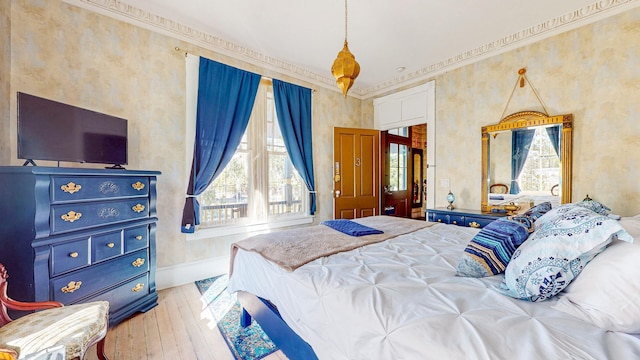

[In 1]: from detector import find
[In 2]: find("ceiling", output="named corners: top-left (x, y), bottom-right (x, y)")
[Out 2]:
top-left (66, 0), bottom-right (639, 98)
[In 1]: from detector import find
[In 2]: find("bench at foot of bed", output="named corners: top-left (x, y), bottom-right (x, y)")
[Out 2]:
top-left (237, 291), bottom-right (318, 359)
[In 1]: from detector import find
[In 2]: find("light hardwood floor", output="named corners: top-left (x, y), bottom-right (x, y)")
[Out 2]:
top-left (84, 283), bottom-right (288, 360)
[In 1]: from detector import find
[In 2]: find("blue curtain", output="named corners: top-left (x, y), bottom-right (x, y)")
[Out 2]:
top-left (546, 125), bottom-right (561, 157)
top-left (181, 57), bottom-right (261, 233)
top-left (272, 79), bottom-right (316, 215)
top-left (510, 129), bottom-right (536, 194)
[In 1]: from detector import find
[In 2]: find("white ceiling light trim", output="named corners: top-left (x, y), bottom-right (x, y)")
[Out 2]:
top-left (64, 0), bottom-right (639, 99)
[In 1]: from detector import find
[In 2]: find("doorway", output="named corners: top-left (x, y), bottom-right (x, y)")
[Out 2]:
top-left (382, 124), bottom-right (427, 219)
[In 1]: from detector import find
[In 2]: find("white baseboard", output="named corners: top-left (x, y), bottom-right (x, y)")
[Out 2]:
top-left (155, 256), bottom-right (229, 290)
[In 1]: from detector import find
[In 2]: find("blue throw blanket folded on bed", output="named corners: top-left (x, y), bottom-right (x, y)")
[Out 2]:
top-left (321, 219), bottom-right (384, 237)
top-left (490, 195), bottom-right (505, 200)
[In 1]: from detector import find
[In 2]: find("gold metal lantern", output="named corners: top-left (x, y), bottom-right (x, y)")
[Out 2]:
top-left (331, 0), bottom-right (360, 97)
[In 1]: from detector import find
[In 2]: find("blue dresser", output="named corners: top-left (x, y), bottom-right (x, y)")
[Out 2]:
top-left (427, 208), bottom-right (507, 228)
top-left (0, 166), bottom-right (160, 326)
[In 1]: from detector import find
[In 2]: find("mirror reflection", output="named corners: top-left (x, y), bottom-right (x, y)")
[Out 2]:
top-left (488, 125), bottom-right (561, 207)
top-left (481, 111), bottom-right (572, 212)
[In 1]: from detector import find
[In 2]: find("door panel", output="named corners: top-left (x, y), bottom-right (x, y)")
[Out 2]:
top-left (334, 128), bottom-right (380, 219)
top-left (358, 133), bottom-right (376, 197)
top-left (382, 131), bottom-right (412, 218)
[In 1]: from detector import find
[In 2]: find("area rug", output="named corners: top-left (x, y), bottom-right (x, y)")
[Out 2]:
top-left (195, 275), bottom-right (279, 360)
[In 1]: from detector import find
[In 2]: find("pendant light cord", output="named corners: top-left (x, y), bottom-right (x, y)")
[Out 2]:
top-left (344, 0), bottom-right (348, 42)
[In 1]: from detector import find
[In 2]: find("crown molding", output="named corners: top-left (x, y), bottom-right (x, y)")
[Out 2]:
top-left (64, 0), bottom-right (640, 99)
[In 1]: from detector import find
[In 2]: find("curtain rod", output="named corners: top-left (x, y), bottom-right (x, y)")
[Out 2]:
top-left (174, 46), bottom-right (316, 93)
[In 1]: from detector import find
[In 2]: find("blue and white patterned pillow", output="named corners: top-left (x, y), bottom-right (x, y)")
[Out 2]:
top-left (575, 199), bottom-right (611, 215)
top-left (508, 201), bottom-right (552, 232)
top-left (457, 218), bottom-right (530, 278)
top-left (498, 206), bottom-right (634, 302)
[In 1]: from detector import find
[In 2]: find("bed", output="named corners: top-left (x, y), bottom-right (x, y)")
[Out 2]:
top-left (488, 193), bottom-right (561, 208)
top-left (227, 210), bottom-right (640, 360)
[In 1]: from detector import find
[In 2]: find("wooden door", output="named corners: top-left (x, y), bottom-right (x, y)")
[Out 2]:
top-left (381, 130), bottom-right (412, 218)
top-left (333, 127), bottom-right (380, 219)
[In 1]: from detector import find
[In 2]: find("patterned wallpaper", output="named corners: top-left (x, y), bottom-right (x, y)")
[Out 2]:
top-left (4, 0), bottom-right (640, 270)
top-left (5, 0), bottom-right (367, 268)
top-left (433, 7), bottom-right (640, 215)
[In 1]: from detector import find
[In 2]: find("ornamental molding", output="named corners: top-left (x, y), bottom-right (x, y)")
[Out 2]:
top-left (64, 0), bottom-right (639, 99)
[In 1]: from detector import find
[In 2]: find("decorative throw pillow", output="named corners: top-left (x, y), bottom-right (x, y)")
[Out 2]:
top-left (552, 240), bottom-right (640, 333)
top-left (457, 218), bottom-right (529, 278)
top-left (574, 199), bottom-right (611, 216)
top-left (508, 201), bottom-right (552, 232)
top-left (497, 206), bottom-right (633, 302)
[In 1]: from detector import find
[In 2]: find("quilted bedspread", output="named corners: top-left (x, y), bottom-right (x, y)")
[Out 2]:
top-left (228, 220), bottom-right (640, 360)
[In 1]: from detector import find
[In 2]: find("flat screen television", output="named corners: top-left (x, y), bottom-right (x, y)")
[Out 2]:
top-left (17, 92), bottom-right (128, 168)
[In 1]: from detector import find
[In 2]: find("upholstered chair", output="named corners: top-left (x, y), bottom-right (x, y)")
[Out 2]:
top-left (489, 183), bottom-right (509, 194)
top-left (0, 264), bottom-right (109, 360)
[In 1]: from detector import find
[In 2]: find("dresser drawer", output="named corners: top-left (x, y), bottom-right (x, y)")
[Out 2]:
top-left (51, 249), bottom-right (149, 304)
top-left (51, 238), bottom-right (90, 276)
top-left (82, 273), bottom-right (149, 313)
top-left (449, 215), bottom-right (465, 226)
top-left (92, 231), bottom-right (124, 262)
top-left (464, 216), bottom-right (495, 229)
top-left (430, 212), bottom-right (449, 223)
top-left (51, 198), bottom-right (150, 234)
top-left (124, 225), bottom-right (149, 253)
top-left (51, 176), bottom-right (149, 202)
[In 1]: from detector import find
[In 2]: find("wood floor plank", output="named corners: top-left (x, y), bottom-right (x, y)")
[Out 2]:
top-left (155, 288), bottom-right (181, 360)
top-left (83, 282), bottom-right (252, 359)
top-left (129, 311), bottom-right (148, 357)
top-left (143, 305), bottom-right (164, 360)
top-left (172, 284), bottom-right (217, 359)
top-left (163, 286), bottom-right (198, 359)
top-left (113, 317), bottom-right (132, 360)
top-left (182, 281), bottom-right (235, 360)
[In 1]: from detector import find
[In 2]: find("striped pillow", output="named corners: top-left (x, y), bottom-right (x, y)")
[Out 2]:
top-left (457, 218), bottom-right (530, 277)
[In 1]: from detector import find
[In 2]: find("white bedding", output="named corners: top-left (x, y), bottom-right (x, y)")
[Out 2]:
top-left (488, 193), bottom-right (561, 208)
top-left (228, 221), bottom-right (640, 360)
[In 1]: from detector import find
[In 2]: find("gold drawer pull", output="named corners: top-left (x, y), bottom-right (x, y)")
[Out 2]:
top-left (69, 252), bottom-right (79, 258)
top-left (61, 182), bottom-right (82, 194)
top-left (437, 219), bottom-right (442, 222)
top-left (132, 283), bottom-right (145, 292)
top-left (107, 242), bottom-right (115, 248)
top-left (132, 204), bottom-right (145, 213)
top-left (132, 181), bottom-right (145, 191)
top-left (132, 258), bottom-right (145, 267)
top-left (61, 281), bottom-right (82, 293)
top-left (135, 235), bottom-right (143, 240)
top-left (469, 221), bottom-right (481, 228)
top-left (452, 220), bottom-right (457, 225)
top-left (61, 211), bottom-right (82, 222)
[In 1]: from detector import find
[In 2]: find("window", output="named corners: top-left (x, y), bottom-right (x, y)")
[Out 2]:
top-left (517, 128), bottom-right (560, 194)
top-left (388, 143), bottom-right (409, 191)
top-left (198, 79), bottom-right (307, 227)
top-left (388, 127), bottom-right (409, 137)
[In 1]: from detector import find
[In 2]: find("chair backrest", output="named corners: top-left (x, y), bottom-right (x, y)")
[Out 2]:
top-left (490, 183), bottom-right (509, 194)
top-left (0, 263), bottom-right (13, 326)
top-left (0, 264), bottom-right (62, 327)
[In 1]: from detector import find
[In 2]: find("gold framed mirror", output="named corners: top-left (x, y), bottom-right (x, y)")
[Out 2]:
top-left (481, 111), bottom-right (573, 212)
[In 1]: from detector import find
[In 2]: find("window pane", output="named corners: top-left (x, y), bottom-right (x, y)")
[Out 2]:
top-left (518, 128), bottom-right (560, 194)
top-left (267, 92), bottom-right (305, 217)
top-left (388, 127), bottom-right (409, 137)
top-left (389, 143), bottom-right (399, 191)
top-left (199, 150), bottom-right (249, 226)
top-left (398, 145), bottom-right (408, 191)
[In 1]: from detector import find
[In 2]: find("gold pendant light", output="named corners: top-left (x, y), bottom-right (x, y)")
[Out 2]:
top-left (331, 0), bottom-right (360, 97)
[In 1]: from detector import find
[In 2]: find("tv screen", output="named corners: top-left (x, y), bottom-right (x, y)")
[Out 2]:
top-left (17, 92), bottom-right (128, 166)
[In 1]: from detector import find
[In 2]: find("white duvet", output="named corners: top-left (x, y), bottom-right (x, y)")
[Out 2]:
top-left (228, 222), bottom-right (640, 360)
